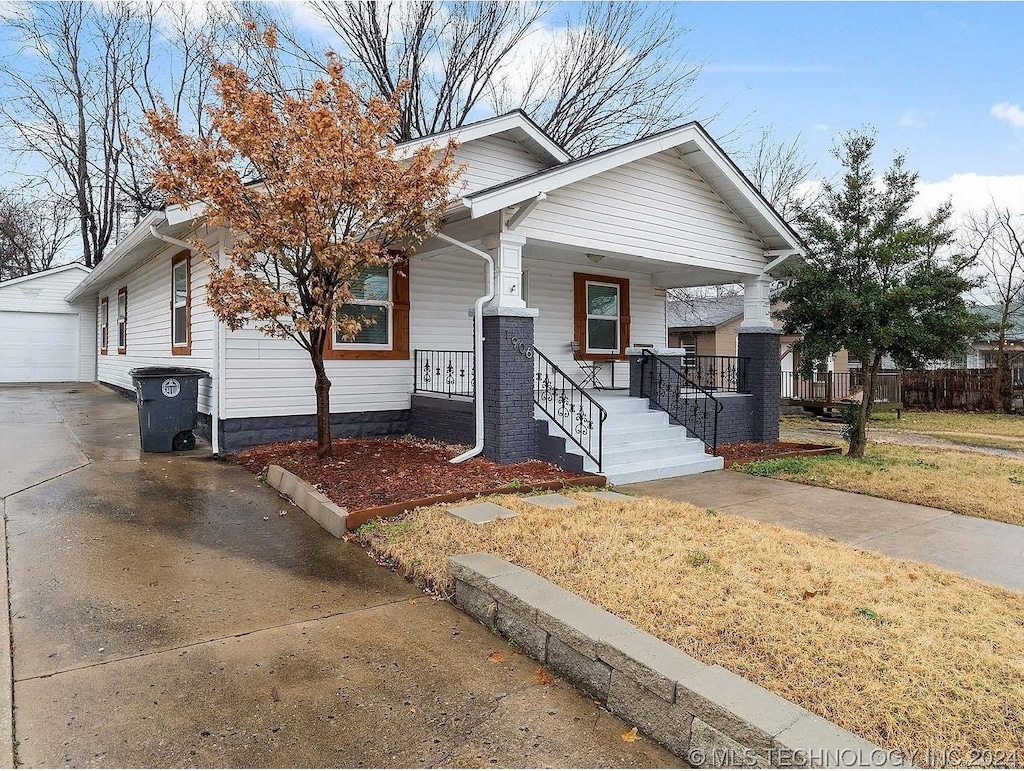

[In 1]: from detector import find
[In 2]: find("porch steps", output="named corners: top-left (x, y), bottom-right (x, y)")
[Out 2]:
top-left (535, 392), bottom-right (723, 485)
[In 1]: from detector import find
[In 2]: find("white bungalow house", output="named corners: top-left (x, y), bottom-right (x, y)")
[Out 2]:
top-left (55, 111), bottom-right (799, 484)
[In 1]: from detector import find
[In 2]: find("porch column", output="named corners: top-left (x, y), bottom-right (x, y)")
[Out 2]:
top-left (738, 275), bottom-right (781, 442)
top-left (482, 232), bottom-right (527, 310)
top-left (479, 232), bottom-right (538, 464)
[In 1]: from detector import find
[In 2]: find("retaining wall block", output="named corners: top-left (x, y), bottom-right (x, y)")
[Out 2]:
top-left (690, 717), bottom-right (768, 769)
top-left (772, 713), bottom-right (907, 768)
top-left (607, 670), bottom-right (695, 759)
top-left (494, 607), bottom-right (548, 662)
top-left (546, 636), bottom-right (612, 700)
top-left (454, 579), bottom-right (497, 626)
top-left (674, 665), bottom-right (808, 753)
top-left (596, 629), bottom-right (708, 703)
top-left (449, 553), bottom-right (525, 593)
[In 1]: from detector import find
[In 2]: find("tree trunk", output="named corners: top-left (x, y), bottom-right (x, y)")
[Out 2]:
top-left (848, 353), bottom-right (882, 458)
top-left (309, 340), bottom-right (333, 459)
top-left (992, 334), bottom-right (1008, 414)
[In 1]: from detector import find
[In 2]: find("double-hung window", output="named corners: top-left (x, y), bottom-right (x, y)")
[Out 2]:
top-left (334, 265), bottom-right (392, 349)
top-left (99, 297), bottom-right (109, 355)
top-left (585, 281), bottom-right (621, 354)
top-left (116, 287), bottom-right (128, 354)
top-left (573, 272), bottom-right (630, 360)
top-left (171, 253), bottom-right (191, 354)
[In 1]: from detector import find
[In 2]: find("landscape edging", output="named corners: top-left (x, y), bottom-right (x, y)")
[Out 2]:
top-left (448, 552), bottom-right (907, 769)
top-left (265, 465), bottom-right (606, 532)
top-left (265, 464), bottom-right (349, 538)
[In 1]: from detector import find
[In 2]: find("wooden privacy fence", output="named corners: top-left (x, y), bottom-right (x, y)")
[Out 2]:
top-left (901, 368), bottom-right (1022, 411)
top-left (782, 368), bottom-right (1023, 411)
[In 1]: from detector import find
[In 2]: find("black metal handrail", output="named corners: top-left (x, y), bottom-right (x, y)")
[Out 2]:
top-left (413, 349), bottom-right (474, 398)
top-left (533, 347), bottom-right (607, 471)
top-left (683, 355), bottom-right (750, 393)
top-left (641, 349), bottom-right (724, 453)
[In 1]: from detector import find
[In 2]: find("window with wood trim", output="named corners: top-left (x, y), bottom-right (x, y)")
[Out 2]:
top-left (573, 272), bottom-right (630, 360)
top-left (171, 252), bottom-right (191, 355)
top-left (99, 297), bottom-right (109, 355)
top-left (116, 287), bottom-right (127, 354)
top-left (324, 259), bottom-right (410, 361)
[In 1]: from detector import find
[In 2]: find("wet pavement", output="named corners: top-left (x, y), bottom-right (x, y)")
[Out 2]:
top-left (627, 470), bottom-right (1024, 594)
top-left (0, 384), bottom-right (677, 768)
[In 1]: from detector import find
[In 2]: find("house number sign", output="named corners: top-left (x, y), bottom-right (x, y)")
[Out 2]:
top-left (161, 378), bottom-right (181, 398)
top-left (504, 329), bottom-right (534, 359)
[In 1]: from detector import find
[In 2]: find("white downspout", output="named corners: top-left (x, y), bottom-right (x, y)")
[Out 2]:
top-left (433, 232), bottom-right (494, 464)
top-left (149, 224), bottom-right (222, 457)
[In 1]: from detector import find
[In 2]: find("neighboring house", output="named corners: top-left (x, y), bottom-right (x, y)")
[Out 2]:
top-left (667, 295), bottom-right (850, 375)
top-left (0, 263), bottom-right (95, 383)
top-left (50, 111), bottom-right (799, 483)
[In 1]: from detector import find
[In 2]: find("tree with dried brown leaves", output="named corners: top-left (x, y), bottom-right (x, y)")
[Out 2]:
top-left (146, 32), bottom-right (461, 457)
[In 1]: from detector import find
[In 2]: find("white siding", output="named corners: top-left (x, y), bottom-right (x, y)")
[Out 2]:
top-left (453, 136), bottom-right (550, 196)
top-left (95, 245), bottom-right (217, 412)
top-left (0, 266), bottom-right (95, 382)
top-left (222, 251), bottom-right (485, 419)
top-left (516, 151), bottom-right (767, 274)
top-left (526, 254), bottom-right (666, 386)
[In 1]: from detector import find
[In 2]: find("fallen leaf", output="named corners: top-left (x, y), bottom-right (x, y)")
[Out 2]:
top-left (621, 727), bottom-right (639, 743)
top-left (271, 686), bottom-right (280, 702)
top-left (535, 667), bottom-right (552, 686)
top-left (408, 705), bottom-right (417, 714)
top-left (262, 516), bottom-right (269, 521)
top-left (801, 589), bottom-right (819, 600)
top-left (487, 651), bottom-right (505, 664)
top-left (278, 510), bottom-right (287, 517)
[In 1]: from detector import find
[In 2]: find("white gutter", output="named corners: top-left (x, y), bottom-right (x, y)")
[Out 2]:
top-left (149, 224), bottom-right (222, 458)
top-left (66, 210), bottom-right (167, 302)
top-left (433, 232), bottom-right (494, 464)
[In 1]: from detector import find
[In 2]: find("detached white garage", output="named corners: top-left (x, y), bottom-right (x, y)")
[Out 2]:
top-left (0, 264), bottom-right (96, 383)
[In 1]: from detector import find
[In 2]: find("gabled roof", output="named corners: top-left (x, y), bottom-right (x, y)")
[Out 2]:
top-left (461, 121), bottom-right (803, 254)
top-left (974, 304), bottom-right (1024, 342)
top-left (394, 110), bottom-right (571, 166)
top-left (667, 295), bottom-right (745, 330)
top-left (0, 262), bottom-right (89, 289)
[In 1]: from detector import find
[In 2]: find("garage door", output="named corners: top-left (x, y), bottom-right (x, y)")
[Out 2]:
top-left (0, 311), bottom-right (79, 382)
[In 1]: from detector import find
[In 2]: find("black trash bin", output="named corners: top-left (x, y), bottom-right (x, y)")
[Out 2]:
top-left (129, 367), bottom-right (210, 453)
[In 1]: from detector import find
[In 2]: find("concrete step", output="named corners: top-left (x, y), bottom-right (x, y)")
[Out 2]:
top-left (603, 424), bottom-right (690, 447)
top-left (602, 454), bottom-right (724, 485)
top-left (603, 439), bottom-right (707, 466)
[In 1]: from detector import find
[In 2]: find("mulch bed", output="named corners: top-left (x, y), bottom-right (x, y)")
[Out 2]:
top-left (714, 441), bottom-right (842, 468)
top-left (234, 436), bottom-right (579, 512)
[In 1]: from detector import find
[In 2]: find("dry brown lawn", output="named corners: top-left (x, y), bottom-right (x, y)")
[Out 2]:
top-left (740, 443), bottom-right (1024, 527)
top-left (359, 492), bottom-right (1024, 766)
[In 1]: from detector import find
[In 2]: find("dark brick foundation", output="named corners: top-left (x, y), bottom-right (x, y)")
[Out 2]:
top-left (534, 420), bottom-right (585, 473)
top-left (482, 312), bottom-right (538, 464)
top-left (202, 409), bottom-right (410, 452)
top-left (408, 394), bottom-right (475, 445)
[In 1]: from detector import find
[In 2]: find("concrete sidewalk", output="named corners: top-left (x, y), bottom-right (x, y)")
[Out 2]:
top-left (0, 384), bottom-right (676, 768)
top-left (626, 470), bottom-right (1024, 594)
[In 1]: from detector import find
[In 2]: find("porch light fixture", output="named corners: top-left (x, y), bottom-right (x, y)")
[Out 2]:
top-left (587, 253), bottom-right (605, 265)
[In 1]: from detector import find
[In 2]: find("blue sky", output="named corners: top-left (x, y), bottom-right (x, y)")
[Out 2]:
top-left (673, 1), bottom-right (1024, 209)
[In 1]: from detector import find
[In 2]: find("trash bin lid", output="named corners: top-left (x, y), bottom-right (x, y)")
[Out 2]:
top-left (129, 366), bottom-right (211, 378)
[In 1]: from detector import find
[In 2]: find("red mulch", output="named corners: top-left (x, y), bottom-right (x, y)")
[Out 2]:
top-left (714, 441), bottom-right (841, 463)
top-left (233, 436), bottom-right (577, 512)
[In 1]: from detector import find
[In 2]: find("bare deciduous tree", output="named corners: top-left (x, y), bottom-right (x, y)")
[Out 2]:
top-left (0, 191), bottom-right (76, 280)
top-left (963, 202), bottom-right (1024, 412)
top-left (306, 0), bottom-right (701, 155)
top-left (742, 127), bottom-right (816, 222)
top-left (0, 2), bottom-right (141, 267)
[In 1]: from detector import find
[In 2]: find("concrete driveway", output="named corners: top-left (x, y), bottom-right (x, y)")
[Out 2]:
top-left (0, 384), bottom-right (676, 768)
top-left (627, 471), bottom-right (1024, 594)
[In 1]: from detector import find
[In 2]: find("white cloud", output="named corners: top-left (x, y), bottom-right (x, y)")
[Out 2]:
top-left (991, 101), bottom-right (1024, 129)
top-left (914, 173), bottom-right (1024, 220)
top-left (898, 108), bottom-right (932, 129)
top-left (811, 122), bottom-right (830, 132)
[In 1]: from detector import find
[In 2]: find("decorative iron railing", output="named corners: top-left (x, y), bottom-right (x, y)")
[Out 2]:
top-left (640, 349), bottom-right (723, 453)
top-left (683, 355), bottom-right (750, 393)
top-left (533, 347), bottom-right (607, 471)
top-left (413, 349), bottom-right (474, 398)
